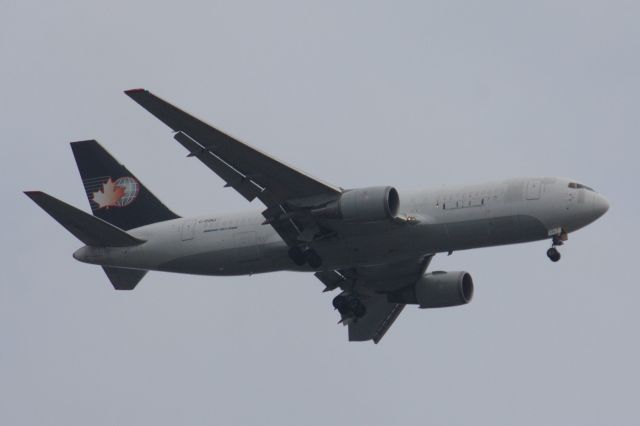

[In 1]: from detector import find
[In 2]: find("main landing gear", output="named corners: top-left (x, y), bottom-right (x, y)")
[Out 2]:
top-left (546, 231), bottom-right (567, 262)
top-left (332, 294), bottom-right (367, 318)
top-left (288, 246), bottom-right (323, 269)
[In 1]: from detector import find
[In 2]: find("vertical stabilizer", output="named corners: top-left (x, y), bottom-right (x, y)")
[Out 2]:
top-left (71, 140), bottom-right (179, 230)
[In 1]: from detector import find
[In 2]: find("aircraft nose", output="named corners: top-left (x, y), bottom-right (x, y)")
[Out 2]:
top-left (592, 193), bottom-right (610, 219)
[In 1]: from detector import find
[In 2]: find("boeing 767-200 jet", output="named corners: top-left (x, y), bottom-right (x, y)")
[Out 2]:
top-left (25, 89), bottom-right (610, 343)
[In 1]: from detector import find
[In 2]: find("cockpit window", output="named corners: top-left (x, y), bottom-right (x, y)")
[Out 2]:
top-left (568, 182), bottom-right (595, 192)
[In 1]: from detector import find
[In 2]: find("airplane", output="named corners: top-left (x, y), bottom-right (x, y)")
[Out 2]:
top-left (24, 89), bottom-right (610, 343)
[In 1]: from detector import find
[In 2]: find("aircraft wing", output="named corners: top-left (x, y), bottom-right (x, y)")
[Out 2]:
top-left (348, 297), bottom-right (406, 343)
top-left (316, 255), bottom-right (433, 343)
top-left (125, 89), bottom-right (341, 246)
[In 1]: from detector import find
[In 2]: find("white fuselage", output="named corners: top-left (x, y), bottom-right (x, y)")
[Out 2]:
top-left (73, 177), bottom-right (609, 275)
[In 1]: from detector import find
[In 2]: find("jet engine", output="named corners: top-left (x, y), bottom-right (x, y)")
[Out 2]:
top-left (312, 186), bottom-right (400, 222)
top-left (388, 271), bottom-right (474, 308)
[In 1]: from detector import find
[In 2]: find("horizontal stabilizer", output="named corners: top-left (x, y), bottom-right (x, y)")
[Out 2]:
top-left (102, 266), bottom-right (147, 290)
top-left (24, 191), bottom-right (145, 247)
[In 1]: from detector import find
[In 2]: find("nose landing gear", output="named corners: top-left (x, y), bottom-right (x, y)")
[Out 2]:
top-left (547, 230), bottom-right (567, 262)
top-left (547, 247), bottom-right (561, 262)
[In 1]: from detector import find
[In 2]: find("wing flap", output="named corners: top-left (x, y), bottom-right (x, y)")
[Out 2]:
top-left (348, 296), bottom-right (405, 343)
top-left (173, 131), bottom-right (264, 202)
top-left (314, 270), bottom-right (346, 292)
top-left (371, 303), bottom-right (405, 344)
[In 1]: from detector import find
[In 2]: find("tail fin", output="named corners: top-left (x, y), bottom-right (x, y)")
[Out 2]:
top-left (25, 191), bottom-right (147, 290)
top-left (24, 191), bottom-right (144, 247)
top-left (70, 140), bottom-right (179, 230)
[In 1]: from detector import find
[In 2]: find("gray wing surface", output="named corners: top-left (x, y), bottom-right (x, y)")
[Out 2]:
top-left (125, 89), bottom-right (341, 245)
top-left (124, 89), bottom-right (340, 205)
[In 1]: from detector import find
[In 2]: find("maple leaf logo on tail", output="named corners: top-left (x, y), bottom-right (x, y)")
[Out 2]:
top-left (92, 178), bottom-right (125, 209)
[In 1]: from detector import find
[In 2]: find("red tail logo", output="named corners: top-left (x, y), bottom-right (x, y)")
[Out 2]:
top-left (91, 177), bottom-right (140, 209)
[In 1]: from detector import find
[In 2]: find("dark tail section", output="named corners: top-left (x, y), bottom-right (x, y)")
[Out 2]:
top-left (25, 191), bottom-right (148, 290)
top-left (71, 140), bottom-right (179, 230)
top-left (24, 191), bottom-right (145, 247)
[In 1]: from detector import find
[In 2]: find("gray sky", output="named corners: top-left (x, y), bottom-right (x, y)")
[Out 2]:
top-left (2, 1), bottom-right (638, 424)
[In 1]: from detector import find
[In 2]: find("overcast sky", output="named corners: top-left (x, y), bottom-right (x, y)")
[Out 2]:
top-left (2, 1), bottom-right (639, 425)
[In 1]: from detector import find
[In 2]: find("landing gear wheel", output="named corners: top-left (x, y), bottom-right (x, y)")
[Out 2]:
top-left (547, 247), bottom-right (561, 262)
top-left (288, 246), bottom-right (306, 266)
top-left (332, 295), bottom-right (350, 315)
top-left (305, 250), bottom-right (323, 269)
top-left (353, 303), bottom-right (367, 318)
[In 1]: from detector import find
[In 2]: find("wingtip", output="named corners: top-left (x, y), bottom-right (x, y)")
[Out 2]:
top-left (124, 88), bottom-right (147, 96)
top-left (70, 139), bottom-right (98, 146)
top-left (24, 190), bottom-right (43, 199)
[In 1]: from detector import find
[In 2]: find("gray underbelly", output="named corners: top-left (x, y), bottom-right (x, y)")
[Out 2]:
top-left (443, 214), bottom-right (548, 251)
top-left (155, 240), bottom-right (296, 276)
top-left (155, 215), bottom-right (548, 275)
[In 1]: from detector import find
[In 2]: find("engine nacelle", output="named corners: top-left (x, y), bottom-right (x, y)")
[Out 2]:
top-left (312, 186), bottom-right (400, 222)
top-left (388, 271), bottom-right (474, 308)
